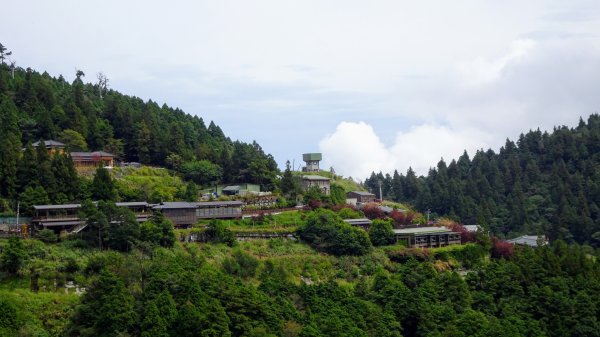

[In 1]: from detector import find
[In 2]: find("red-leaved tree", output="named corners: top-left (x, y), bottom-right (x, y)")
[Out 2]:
top-left (491, 237), bottom-right (514, 259)
top-left (361, 203), bottom-right (385, 219)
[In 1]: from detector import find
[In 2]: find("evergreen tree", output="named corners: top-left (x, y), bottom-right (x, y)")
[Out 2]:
top-left (0, 96), bottom-right (21, 199)
top-left (90, 167), bottom-right (116, 201)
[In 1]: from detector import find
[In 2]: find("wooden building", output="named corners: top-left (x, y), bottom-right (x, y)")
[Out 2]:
top-left (32, 140), bottom-right (65, 155)
top-left (71, 151), bottom-right (114, 169)
top-left (302, 175), bottom-right (331, 195)
top-left (393, 227), bottom-right (461, 248)
top-left (194, 201), bottom-right (243, 219)
top-left (343, 218), bottom-right (372, 231)
top-left (32, 204), bottom-right (85, 232)
top-left (347, 191), bottom-right (376, 203)
top-left (152, 202), bottom-right (197, 227)
top-left (116, 202), bottom-right (151, 222)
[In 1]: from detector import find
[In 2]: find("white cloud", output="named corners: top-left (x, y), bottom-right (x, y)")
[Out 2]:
top-left (320, 122), bottom-right (490, 178)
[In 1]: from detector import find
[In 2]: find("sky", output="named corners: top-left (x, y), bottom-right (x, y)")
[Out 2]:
top-left (2, 1), bottom-right (600, 180)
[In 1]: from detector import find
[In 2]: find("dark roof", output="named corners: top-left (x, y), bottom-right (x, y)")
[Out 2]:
top-left (349, 191), bottom-right (375, 196)
top-left (40, 220), bottom-right (83, 227)
top-left (343, 218), bottom-right (372, 226)
top-left (32, 140), bottom-right (65, 147)
top-left (34, 204), bottom-right (81, 210)
top-left (71, 151), bottom-right (114, 158)
top-left (153, 202), bottom-right (197, 209)
top-left (116, 202), bottom-right (149, 207)
top-left (302, 175), bottom-right (330, 181)
top-left (222, 185), bottom-right (241, 191)
top-left (194, 201), bottom-right (244, 207)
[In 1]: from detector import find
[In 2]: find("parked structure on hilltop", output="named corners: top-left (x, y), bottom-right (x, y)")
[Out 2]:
top-left (301, 175), bottom-right (331, 195)
top-left (302, 153), bottom-right (322, 172)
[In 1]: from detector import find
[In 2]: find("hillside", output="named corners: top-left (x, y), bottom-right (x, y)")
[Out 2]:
top-left (1, 210), bottom-right (599, 336)
top-left (366, 115), bottom-right (600, 245)
top-left (0, 61), bottom-right (279, 209)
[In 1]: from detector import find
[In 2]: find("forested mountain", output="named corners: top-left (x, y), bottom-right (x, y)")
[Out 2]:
top-left (365, 115), bottom-right (600, 245)
top-left (0, 57), bottom-right (279, 205)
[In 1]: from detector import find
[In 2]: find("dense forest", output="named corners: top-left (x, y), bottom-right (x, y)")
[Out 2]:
top-left (365, 115), bottom-right (600, 245)
top-left (0, 49), bottom-right (279, 209)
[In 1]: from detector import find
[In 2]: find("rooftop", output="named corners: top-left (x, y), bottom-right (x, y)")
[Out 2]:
top-left (507, 235), bottom-right (546, 247)
top-left (349, 191), bottom-right (375, 196)
top-left (116, 202), bottom-right (149, 207)
top-left (153, 202), bottom-right (197, 209)
top-left (32, 140), bottom-right (65, 148)
top-left (194, 201), bottom-right (244, 207)
top-left (343, 218), bottom-right (372, 226)
top-left (71, 151), bottom-right (114, 158)
top-left (392, 226), bottom-right (455, 234)
top-left (34, 204), bottom-right (81, 210)
top-left (302, 175), bottom-right (330, 181)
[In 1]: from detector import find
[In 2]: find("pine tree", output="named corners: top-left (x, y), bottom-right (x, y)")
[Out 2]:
top-left (90, 167), bottom-right (116, 201)
top-left (0, 96), bottom-right (22, 199)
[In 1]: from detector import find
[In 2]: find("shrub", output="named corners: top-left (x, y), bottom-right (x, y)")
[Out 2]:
top-left (361, 203), bottom-right (385, 220)
top-left (369, 219), bottom-right (395, 246)
top-left (36, 229), bottom-right (58, 243)
top-left (297, 209), bottom-right (372, 256)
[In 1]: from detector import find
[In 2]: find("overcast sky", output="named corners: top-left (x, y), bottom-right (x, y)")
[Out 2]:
top-left (2, 1), bottom-right (599, 179)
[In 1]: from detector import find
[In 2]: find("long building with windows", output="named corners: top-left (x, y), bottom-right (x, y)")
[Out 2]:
top-left (393, 226), bottom-right (461, 248)
top-left (32, 200), bottom-right (246, 233)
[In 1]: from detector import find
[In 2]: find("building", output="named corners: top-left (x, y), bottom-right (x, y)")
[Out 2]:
top-left (222, 184), bottom-right (261, 196)
top-left (195, 201), bottom-right (243, 219)
top-left (116, 202), bottom-right (151, 222)
top-left (302, 175), bottom-right (331, 195)
top-left (343, 218), bottom-right (372, 231)
top-left (32, 140), bottom-right (66, 155)
top-left (71, 151), bottom-right (114, 170)
top-left (32, 204), bottom-right (85, 232)
top-left (153, 200), bottom-right (245, 226)
top-left (152, 202), bottom-right (198, 227)
top-left (302, 153), bottom-right (322, 172)
top-left (507, 235), bottom-right (547, 247)
top-left (393, 226), bottom-right (461, 248)
top-left (347, 191), bottom-right (376, 203)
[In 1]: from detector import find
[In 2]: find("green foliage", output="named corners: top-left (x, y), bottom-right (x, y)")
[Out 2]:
top-left (337, 207), bottom-right (362, 219)
top-left (330, 184), bottom-right (346, 205)
top-left (181, 160), bottom-right (222, 186)
top-left (140, 212), bottom-right (176, 248)
top-left (223, 249), bottom-right (260, 279)
top-left (36, 228), bottom-right (58, 243)
top-left (90, 167), bottom-right (116, 201)
top-left (205, 220), bottom-right (236, 246)
top-left (68, 270), bottom-right (137, 336)
top-left (19, 185), bottom-right (50, 216)
top-left (1, 237), bottom-right (26, 274)
top-left (369, 219), bottom-right (395, 246)
top-left (58, 129), bottom-right (88, 151)
top-left (298, 209), bottom-right (372, 255)
top-left (0, 297), bottom-right (19, 335)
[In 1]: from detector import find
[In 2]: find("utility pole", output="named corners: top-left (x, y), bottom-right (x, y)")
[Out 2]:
top-left (427, 209), bottom-right (431, 224)
top-left (16, 201), bottom-right (20, 237)
top-left (378, 180), bottom-right (383, 201)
